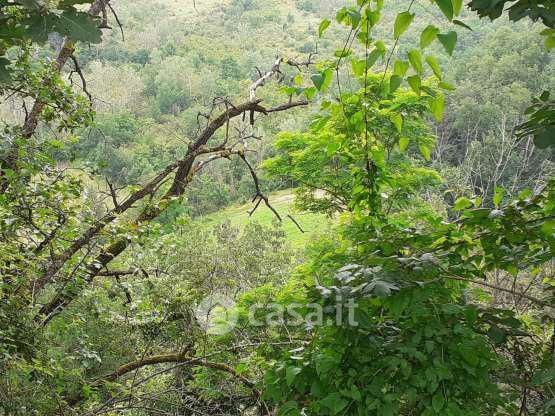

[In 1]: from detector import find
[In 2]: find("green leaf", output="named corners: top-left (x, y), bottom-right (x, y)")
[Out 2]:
top-left (311, 69), bottom-right (333, 91)
top-left (453, 19), bottom-right (473, 30)
top-left (399, 136), bottom-right (409, 152)
top-left (408, 49), bottom-right (423, 74)
top-left (0, 57), bottom-right (12, 83)
top-left (56, 11), bottom-right (102, 43)
top-left (326, 141), bottom-right (341, 156)
top-left (425, 56), bottom-right (442, 79)
top-left (24, 14), bottom-right (59, 43)
top-left (18, 0), bottom-right (42, 10)
top-left (493, 187), bottom-right (505, 208)
top-left (389, 74), bottom-right (403, 93)
top-left (278, 401), bottom-right (301, 416)
top-left (353, 49), bottom-right (384, 77)
top-left (334, 49), bottom-right (352, 58)
top-left (437, 31), bottom-right (457, 56)
top-left (311, 73), bottom-right (324, 90)
top-left (541, 220), bottom-right (555, 237)
top-left (393, 60), bottom-right (409, 77)
top-left (487, 325), bottom-right (507, 345)
top-left (320, 393), bottom-right (349, 415)
top-left (453, 197), bottom-right (472, 211)
top-left (420, 25), bottom-right (439, 49)
top-left (337, 7), bottom-right (361, 29)
top-left (432, 394), bottom-right (445, 412)
top-left (434, 0), bottom-right (454, 20)
top-left (319, 18), bottom-right (331, 38)
top-left (452, 0), bottom-right (463, 15)
top-left (394, 11), bottom-right (414, 39)
top-left (365, 8), bottom-right (381, 27)
top-left (419, 144), bottom-right (431, 161)
top-left (303, 87), bottom-right (317, 100)
top-left (429, 94), bottom-right (445, 122)
top-left (438, 81), bottom-right (456, 91)
top-left (545, 35), bottom-right (555, 50)
top-left (407, 75), bottom-right (421, 95)
top-left (459, 344), bottom-right (479, 366)
top-left (351, 59), bottom-right (365, 77)
top-left (533, 126), bottom-right (555, 149)
top-left (390, 113), bottom-right (403, 132)
top-left (368, 48), bottom-right (384, 66)
top-left (285, 366), bottom-right (301, 386)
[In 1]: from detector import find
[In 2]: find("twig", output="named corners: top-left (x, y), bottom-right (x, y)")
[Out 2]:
top-left (239, 153), bottom-right (282, 221)
top-left (287, 214), bottom-right (305, 233)
top-left (70, 55), bottom-right (92, 103)
top-left (107, 3), bottom-right (124, 41)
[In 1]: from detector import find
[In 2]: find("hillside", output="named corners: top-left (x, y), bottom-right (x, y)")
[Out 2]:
top-left (197, 189), bottom-right (332, 247)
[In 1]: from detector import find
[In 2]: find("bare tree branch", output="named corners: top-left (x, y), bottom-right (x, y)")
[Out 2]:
top-left (35, 97), bottom-right (308, 324)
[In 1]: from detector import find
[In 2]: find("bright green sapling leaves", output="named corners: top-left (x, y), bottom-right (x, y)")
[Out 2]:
top-left (393, 11), bottom-right (414, 39)
top-left (259, 2), bottom-right (555, 415)
top-left (434, 0), bottom-right (455, 21)
top-left (437, 31), bottom-right (458, 56)
top-left (420, 25), bottom-right (440, 49)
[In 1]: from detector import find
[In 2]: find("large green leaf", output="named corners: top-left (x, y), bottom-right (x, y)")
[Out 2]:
top-left (319, 393), bottom-right (349, 415)
top-left (56, 10), bottom-right (102, 43)
top-left (389, 74), bottom-right (403, 93)
top-left (393, 60), bottom-right (409, 77)
top-left (425, 56), bottom-right (442, 79)
top-left (533, 126), bottom-right (555, 149)
top-left (452, 0), bottom-right (463, 15)
top-left (24, 14), bottom-right (59, 43)
top-left (437, 31), bottom-right (457, 55)
top-left (399, 136), bottom-right (409, 152)
top-left (311, 69), bottom-right (333, 92)
top-left (408, 49), bottom-right (423, 74)
top-left (429, 94), bottom-right (445, 121)
top-left (420, 25), bottom-right (439, 49)
top-left (407, 75), bottom-right (421, 95)
top-left (434, 0), bottom-right (454, 20)
top-left (394, 11), bottom-right (414, 39)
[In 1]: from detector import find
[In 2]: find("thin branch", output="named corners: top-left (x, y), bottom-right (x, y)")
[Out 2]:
top-left (443, 275), bottom-right (547, 307)
top-left (239, 153), bottom-right (282, 221)
top-left (107, 3), bottom-right (124, 41)
top-left (287, 214), bottom-right (305, 233)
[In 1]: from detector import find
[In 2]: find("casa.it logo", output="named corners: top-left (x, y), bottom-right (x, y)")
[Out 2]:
top-left (194, 293), bottom-right (238, 335)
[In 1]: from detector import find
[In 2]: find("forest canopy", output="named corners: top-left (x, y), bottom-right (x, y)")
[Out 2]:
top-left (0, 0), bottom-right (554, 415)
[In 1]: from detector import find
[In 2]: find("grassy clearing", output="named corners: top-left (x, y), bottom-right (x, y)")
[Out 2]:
top-left (196, 189), bottom-right (332, 248)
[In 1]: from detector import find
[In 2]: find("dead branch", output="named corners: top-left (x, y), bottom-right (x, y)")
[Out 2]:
top-left (443, 275), bottom-right (547, 307)
top-left (65, 353), bottom-right (258, 408)
top-left (286, 214), bottom-right (305, 233)
top-left (36, 98), bottom-right (308, 324)
top-left (239, 153), bottom-right (282, 221)
top-left (69, 55), bottom-right (92, 103)
top-left (107, 2), bottom-right (124, 41)
top-left (248, 55), bottom-right (314, 101)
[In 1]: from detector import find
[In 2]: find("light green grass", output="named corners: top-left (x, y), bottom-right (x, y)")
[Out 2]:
top-left (196, 189), bottom-right (331, 248)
